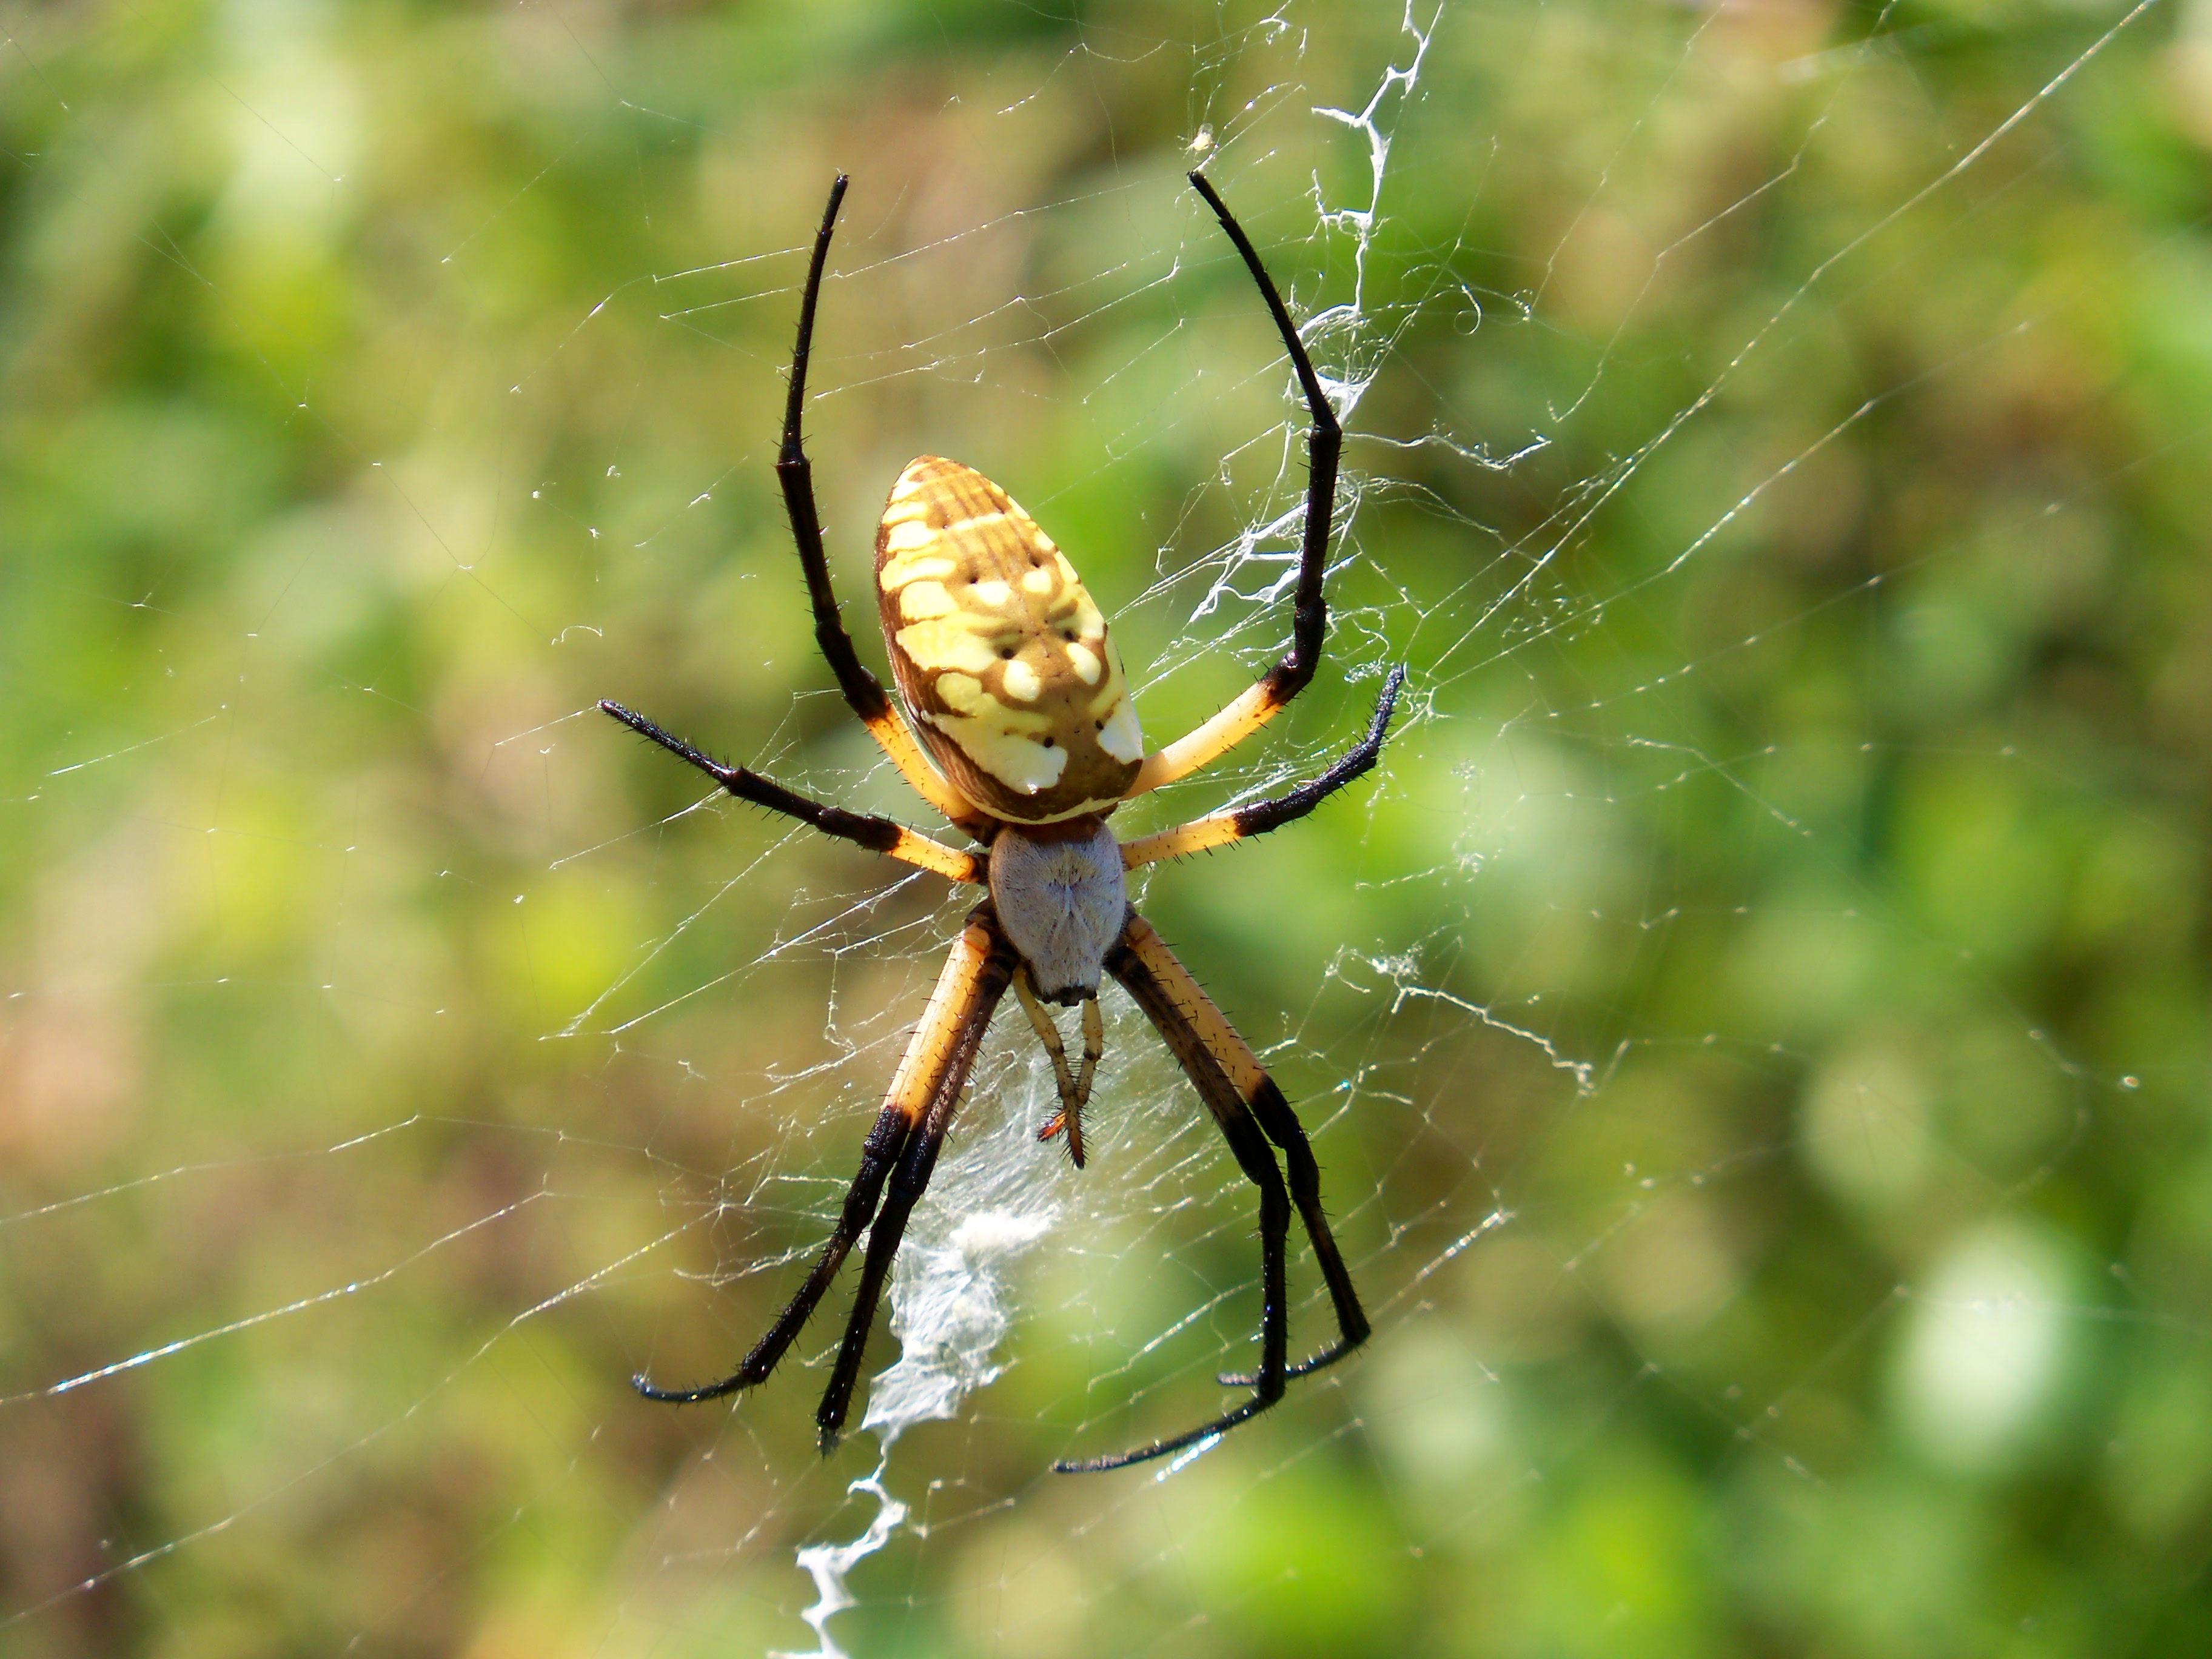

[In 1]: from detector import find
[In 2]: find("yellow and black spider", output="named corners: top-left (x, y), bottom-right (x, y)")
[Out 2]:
top-left (603, 172), bottom-right (1404, 1474)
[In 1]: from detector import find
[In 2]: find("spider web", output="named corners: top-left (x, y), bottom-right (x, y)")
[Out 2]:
top-left (3, 1), bottom-right (2205, 1654)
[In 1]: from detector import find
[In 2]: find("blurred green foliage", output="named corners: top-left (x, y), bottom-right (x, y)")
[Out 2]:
top-left (5, 0), bottom-right (2212, 1655)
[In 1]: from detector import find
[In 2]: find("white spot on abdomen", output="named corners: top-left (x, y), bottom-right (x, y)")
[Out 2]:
top-left (1096, 696), bottom-right (1144, 763)
top-left (931, 711), bottom-right (1066, 792)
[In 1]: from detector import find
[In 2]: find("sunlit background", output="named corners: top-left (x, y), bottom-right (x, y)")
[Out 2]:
top-left (5, 0), bottom-right (2212, 1654)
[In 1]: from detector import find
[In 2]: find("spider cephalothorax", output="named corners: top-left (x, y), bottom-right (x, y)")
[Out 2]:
top-left (603, 171), bottom-right (1404, 1474)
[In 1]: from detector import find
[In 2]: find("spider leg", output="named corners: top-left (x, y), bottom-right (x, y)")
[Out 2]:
top-left (1121, 910), bottom-right (1366, 1384)
top-left (600, 701), bottom-right (982, 883)
top-left (1016, 969), bottom-right (1096, 1169)
top-left (774, 176), bottom-right (983, 831)
top-left (1124, 173), bottom-right (1344, 801)
top-left (814, 905), bottom-right (1019, 1449)
top-left (1119, 665), bottom-right (1404, 870)
top-left (634, 906), bottom-right (1014, 1413)
top-left (1054, 913), bottom-right (1368, 1474)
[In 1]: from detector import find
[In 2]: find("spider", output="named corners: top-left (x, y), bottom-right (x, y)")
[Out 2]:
top-left (603, 171), bottom-right (1404, 1474)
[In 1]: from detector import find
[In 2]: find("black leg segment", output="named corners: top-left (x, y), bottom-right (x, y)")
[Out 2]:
top-left (814, 920), bottom-right (1017, 1449)
top-left (774, 175), bottom-right (899, 731)
top-left (634, 905), bottom-right (1017, 1430)
top-left (1188, 170), bottom-right (1342, 703)
top-left (633, 1099), bottom-right (914, 1404)
top-left (598, 699), bottom-right (982, 883)
top-left (1054, 912), bottom-right (1367, 1473)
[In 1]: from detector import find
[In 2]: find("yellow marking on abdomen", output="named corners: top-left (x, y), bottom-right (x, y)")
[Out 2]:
top-left (900, 580), bottom-right (957, 621)
top-left (880, 550), bottom-right (958, 591)
top-left (936, 672), bottom-right (984, 712)
top-left (931, 708), bottom-right (1067, 790)
top-left (897, 615), bottom-right (1011, 677)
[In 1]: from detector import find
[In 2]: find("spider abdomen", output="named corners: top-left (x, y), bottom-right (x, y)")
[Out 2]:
top-left (987, 819), bottom-right (1128, 1004)
top-left (876, 455), bottom-right (1144, 824)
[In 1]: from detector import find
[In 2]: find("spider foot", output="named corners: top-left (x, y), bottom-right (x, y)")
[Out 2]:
top-left (1052, 1392), bottom-right (1277, 1475)
top-left (632, 1369), bottom-right (749, 1405)
top-left (1218, 1330), bottom-right (1366, 1388)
